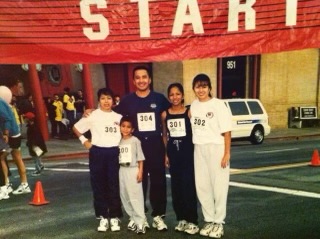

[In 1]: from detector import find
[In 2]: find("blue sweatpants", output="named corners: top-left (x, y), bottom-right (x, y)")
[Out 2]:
top-left (89, 146), bottom-right (122, 218)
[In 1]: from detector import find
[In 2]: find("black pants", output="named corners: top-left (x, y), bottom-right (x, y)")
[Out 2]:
top-left (140, 136), bottom-right (167, 217)
top-left (167, 140), bottom-right (198, 224)
top-left (89, 146), bottom-right (122, 218)
top-left (51, 120), bottom-right (65, 138)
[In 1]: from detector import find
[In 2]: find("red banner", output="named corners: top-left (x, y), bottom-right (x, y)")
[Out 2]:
top-left (0, 0), bottom-right (319, 63)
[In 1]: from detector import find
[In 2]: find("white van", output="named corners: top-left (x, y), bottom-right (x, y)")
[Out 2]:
top-left (223, 99), bottom-right (271, 144)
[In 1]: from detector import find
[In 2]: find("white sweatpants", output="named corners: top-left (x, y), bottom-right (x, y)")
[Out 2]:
top-left (194, 143), bottom-right (230, 224)
top-left (119, 167), bottom-right (145, 226)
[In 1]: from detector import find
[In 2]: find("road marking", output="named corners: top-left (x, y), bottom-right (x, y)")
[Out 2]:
top-left (27, 166), bottom-right (320, 198)
top-left (26, 167), bottom-right (89, 172)
top-left (256, 148), bottom-right (299, 154)
top-left (231, 162), bottom-right (309, 175)
top-left (230, 181), bottom-right (320, 199)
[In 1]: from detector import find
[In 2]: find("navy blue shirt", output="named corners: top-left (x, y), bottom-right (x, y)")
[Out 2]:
top-left (116, 91), bottom-right (170, 139)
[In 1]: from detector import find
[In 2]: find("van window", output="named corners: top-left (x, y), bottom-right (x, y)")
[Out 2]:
top-left (247, 101), bottom-right (264, 114)
top-left (228, 102), bottom-right (249, 115)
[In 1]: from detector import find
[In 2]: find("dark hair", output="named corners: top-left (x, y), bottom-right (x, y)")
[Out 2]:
top-left (133, 65), bottom-right (151, 79)
top-left (167, 83), bottom-right (184, 104)
top-left (120, 116), bottom-right (134, 127)
top-left (5, 78), bottom-right (21, 88)
top-left (192, 74), bottom-right (212, 97)
top-left (97, 88), bottom-right (114, 100)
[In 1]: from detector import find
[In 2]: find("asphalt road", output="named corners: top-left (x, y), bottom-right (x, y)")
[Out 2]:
top-left (1, 137), bottom-right (320, 239)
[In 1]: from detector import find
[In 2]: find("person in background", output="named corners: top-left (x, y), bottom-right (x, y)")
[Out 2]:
top-left (190, 74), bottom-right (232, 238)
top-left (114, 95), bottom-right (120, 107)
top-left (24, 112), bottom-right (47, 176)
top-left (52, 94), bottom-right (64, 139)
top-left (0, 98), bottom-right (11, 200)
top-left (73, 88), bottom-right (123, 233)
top-left (63, 87), bottom-right (76, 135)
top-left (118, 116), bottom-right (149, 234)
top-left (11, 95), bottom-right (21, 129)
top-left (45, 96), bottom-right (57, 138)
top-left (20, 94), bottom-right (35, 115)
top-left (161, 83), bottom-right (199, 235)
top-left (74, 89), bottom-right (86, 122)
top-left (116, 66), bottom-right (170, 231)
top-left (0, 85), bottom-right (31, 195)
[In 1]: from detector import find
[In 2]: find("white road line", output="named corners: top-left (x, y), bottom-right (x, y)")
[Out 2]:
top-left (231, 162), bottom-right (309, 175)
top-left (256, 148), bottom-right (300, 154)
top-left (230, 181), bottom-right (320, 199)
top-left (26, 167), bottom-right (89, 172)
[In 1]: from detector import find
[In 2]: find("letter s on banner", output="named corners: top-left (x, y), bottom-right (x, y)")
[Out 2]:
top-left (80, 0), bottom-right (109, 40)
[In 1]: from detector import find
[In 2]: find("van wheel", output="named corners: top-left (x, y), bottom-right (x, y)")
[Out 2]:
top-left (250, 126), bottom-right (264, 144)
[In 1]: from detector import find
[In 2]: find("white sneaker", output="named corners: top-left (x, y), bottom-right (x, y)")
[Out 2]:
top-left (0, 188), bottom-right (10, 200)
top-left (110, 218), bottom-right (120, 232)
top-left (127, 219), bottom-right (137, 231)
top-left (175, 220), bottom-right (187, 231)
top-left (209, 224), bottom-right (224, 238)
top-left (136, 224), bottom-right (146, 234)
top-left (152, 215), bottom-right (168, 231)
top-left (185, 222), bottom-right (200, 235)
top-left (12, 183), bottom-right (31, 195)
top-left (97, 217), bottom-right (108, 232)
top-left (199, 222), bottom-right (214, 236)
top-left (6, 183), bottom-right (13, 194)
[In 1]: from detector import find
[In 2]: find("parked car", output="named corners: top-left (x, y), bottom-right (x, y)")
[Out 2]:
top-left (224, 98), bottom-right (271, 144)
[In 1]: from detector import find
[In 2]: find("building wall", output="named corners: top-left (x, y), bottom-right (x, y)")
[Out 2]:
top-left (153, 61), bottom-right (183, 97)
top-left (182, 58), bottom-right (217, 105)
top-left (179, 50), bottom-right (319, 129)
top-left (260, 49), bottom-right (320, 128)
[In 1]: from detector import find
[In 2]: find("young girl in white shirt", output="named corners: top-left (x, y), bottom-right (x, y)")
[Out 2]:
top-left (190, 74), bottom-right (232, 238)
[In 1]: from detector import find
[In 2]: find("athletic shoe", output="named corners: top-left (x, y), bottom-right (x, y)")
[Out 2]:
top-left (127, 219), bottom-right (137, 231)
top-left (6, 183), bottom-right (13, 194)
top-left (184, 223), bottom-right (200, 235)
top-left (152, 215), bottom-right (168, 231)
top-left (97, 217), bottom-right (108, 232)
top-left (110, 218), bottom-right (121, 232)
top-left (209, 224), bottom-right (224, 238)
top-left (31, 170), bottom-right (41, 176)
top-left (0, 188), bottom-right (10, 200)
top-left (175, 220), bottom-right (187, 231)
top-left (136, 224), bottom-right (146, 234)
top-left (12, 184), bottom-right (31, 195)
top-left (199, 222), bottom-right (214, 236)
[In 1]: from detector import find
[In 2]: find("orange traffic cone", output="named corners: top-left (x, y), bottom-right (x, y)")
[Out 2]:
top-left (310, 149), bottom-right (320, 167)
top-left (29, 181), bottom-right (49, 206)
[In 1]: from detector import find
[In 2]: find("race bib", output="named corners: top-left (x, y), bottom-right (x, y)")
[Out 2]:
top-left (119, 145), bottom-right (132, 164)
top-left (192, 117), bottom-right (207, 136)
top-left (167, 118), bottom-right (186, 137)
top-left (137, 112), bottom-right (156, 132)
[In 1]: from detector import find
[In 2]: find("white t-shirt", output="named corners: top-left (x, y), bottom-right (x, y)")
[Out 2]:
top-left (190, 98), bottom-right (232, 145)
top-left (74, 109), bottom-right (122, 147)
top-left (119, 136), bottom-right (145, 167)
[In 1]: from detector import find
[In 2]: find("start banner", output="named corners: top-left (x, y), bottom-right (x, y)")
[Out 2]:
top-left (0, 0), bottom-right (319, 63)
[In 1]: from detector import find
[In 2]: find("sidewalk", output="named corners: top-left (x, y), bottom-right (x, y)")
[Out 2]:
top-left (11, 127), bottom-right (320, 162)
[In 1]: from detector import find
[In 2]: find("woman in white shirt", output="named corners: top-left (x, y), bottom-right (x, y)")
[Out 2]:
top-left (190, 74), bottom-right (232, 239)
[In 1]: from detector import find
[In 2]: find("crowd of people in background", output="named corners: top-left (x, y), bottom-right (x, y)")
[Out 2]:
top-left (0, 80), bottom-right (87, 201)
top-left (0, 66), bottom-right (232, 238)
